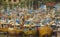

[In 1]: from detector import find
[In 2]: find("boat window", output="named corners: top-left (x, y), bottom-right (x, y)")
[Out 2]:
top-left (16, 27), bottom-right (20, 30)
top-left (14, 0), bottom-right (16, 2)
top-left (17, 26), bottom-right (20, 27)
top-left (10, 26), bottom-right (14, 28)
top-left (4, 0), bottom-right (6, 1)
top-left (19, 0), bottom-right (20, 1)
top-left (0, 24), bottom-right (7, 28)
top-left (9, 0), bottom-right (11, 2)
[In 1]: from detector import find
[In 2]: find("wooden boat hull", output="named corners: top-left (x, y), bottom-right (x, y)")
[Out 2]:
top-left (8, 29), bottom-right (23, 35)
top-left (39, 26), bottom-right (53, 37)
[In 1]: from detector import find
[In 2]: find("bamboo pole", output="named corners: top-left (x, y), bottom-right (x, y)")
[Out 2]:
top-left (31, 0), bottom-right (33, 10)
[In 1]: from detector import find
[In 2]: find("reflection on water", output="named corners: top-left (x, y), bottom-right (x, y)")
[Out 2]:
top-left (0, 34), bottom-right (23, 37)
top-left (0, 34), bottom-right (39, 37)
top-left (0, 34), bottom-right (7, 37)
top-left (0, 34), bottom-right (22, 37)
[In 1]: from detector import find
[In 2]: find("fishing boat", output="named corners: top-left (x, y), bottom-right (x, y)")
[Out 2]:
top-left (0, 20), bottom-right (8, 34)
top-left (23, 21), bottom-right (36, 35)
top-left (8, 22), bottom-right (24, 35)
top-left (38, 21), bottom-right (54, 37)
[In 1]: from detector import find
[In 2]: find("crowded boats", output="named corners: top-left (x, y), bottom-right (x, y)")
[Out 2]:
top-left (0, 2), bottom-right (60, 37)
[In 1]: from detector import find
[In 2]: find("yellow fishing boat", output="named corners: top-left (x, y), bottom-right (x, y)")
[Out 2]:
top-left (0, 24), bottom-right (8, 34)
top-left (23, 24), bottom-right (36, 35)
top-left (8, 24), bottom-right (24, 35)
top-left (39, 21), bottom-right (54, 37)
top-left (39, 25), bottom-right (53, 37)
top-left (0, 20), bottom-right (8, 33)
